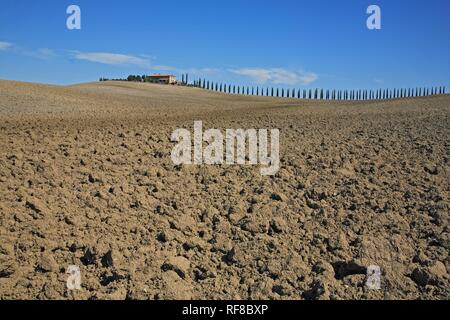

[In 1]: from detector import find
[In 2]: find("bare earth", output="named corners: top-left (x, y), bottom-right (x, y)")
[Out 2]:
top-left (0, 80), bottom-right (449, 300)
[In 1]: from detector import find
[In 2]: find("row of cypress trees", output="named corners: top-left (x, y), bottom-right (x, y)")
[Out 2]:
top-left (192, 79), bottom-right (446, 100)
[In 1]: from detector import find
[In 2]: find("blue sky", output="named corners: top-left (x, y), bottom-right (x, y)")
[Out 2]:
top-left (0, 0), bottom-right (449, 89)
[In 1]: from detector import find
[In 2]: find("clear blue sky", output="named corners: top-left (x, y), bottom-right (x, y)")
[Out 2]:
top-left (1, 0), bottom-right (449, 90)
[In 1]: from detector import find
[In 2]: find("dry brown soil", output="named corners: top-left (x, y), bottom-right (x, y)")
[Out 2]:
top-left (0, 80), bottom-right (449, 300)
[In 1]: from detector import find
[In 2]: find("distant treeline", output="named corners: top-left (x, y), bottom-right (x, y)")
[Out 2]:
top-left (99, 75), bottom-right (162, 83)
top-left (98, 76), bottom-right (446, 100)
top-left (192, 79), bottom-right (446, 100)
top-left (99, 74), bottom-right (190, 85)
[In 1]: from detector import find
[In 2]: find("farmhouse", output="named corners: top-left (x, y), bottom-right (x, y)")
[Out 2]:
top-left (146, 74), bottom-right (177, 84)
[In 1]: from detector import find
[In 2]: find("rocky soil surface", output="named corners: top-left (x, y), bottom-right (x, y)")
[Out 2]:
top-left (0, 80), bottom-right (449, 299)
